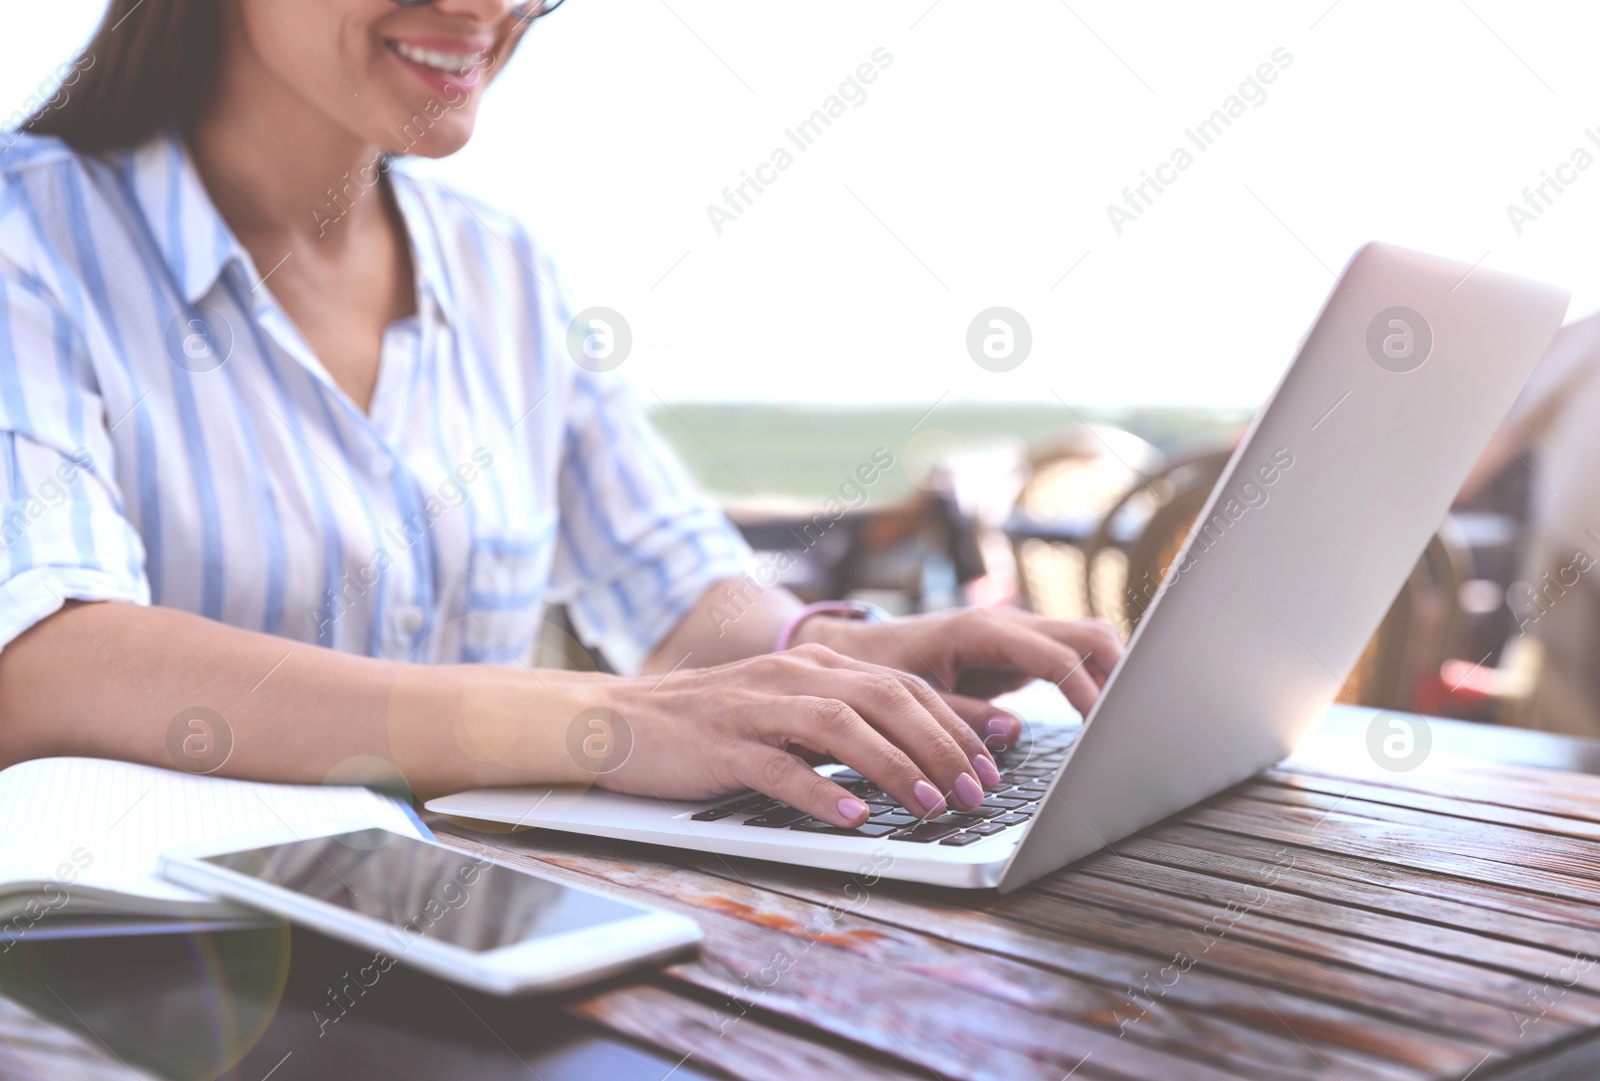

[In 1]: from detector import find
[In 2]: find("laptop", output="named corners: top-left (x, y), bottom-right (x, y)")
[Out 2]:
top-left (428, 243), bottom-right (1569, 893)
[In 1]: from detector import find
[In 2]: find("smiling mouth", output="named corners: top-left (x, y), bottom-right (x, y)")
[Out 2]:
top-left (386, 40), bottom-right (489, 77)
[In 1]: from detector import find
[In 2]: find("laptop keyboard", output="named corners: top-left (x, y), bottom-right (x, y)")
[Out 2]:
top-left (689, 726), bottom-right (1081, 847)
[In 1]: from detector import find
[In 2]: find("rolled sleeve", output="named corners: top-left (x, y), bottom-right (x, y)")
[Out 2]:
top-left (549, 370), bottom-right (753, 674)
top-left (0, 271), bottom-right (149, 652)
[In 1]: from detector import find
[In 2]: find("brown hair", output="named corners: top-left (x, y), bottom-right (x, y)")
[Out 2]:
top-left (24, 0), bottom-right (223, 154)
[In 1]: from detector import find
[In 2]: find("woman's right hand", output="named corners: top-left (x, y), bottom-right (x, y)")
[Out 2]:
top-left (591, 644), bottom-right (1005, 830)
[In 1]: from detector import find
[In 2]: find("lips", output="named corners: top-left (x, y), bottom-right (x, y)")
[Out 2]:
top-left (388, 39), bottom-right (487, 74)
top-left (384, 36), bottom-right (495, 96)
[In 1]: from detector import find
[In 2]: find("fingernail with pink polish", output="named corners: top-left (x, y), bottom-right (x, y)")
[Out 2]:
top-left (973, 754), bottom-right (1002, 788)
top-left (953, 772), bottom-right (984, 809)
top-left (837, 797), bottom-right (869, 824)
top-left (912, 780), bottom-right (945, 816)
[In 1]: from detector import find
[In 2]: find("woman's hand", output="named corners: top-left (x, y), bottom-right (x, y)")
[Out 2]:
top-left (593, 644), bottom-right (1005, 830)
top-left (794, 607), bottom-right (1123, 748)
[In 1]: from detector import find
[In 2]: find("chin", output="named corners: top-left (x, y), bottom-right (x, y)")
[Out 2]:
top-left (375, 112), bottom-right (478, 159)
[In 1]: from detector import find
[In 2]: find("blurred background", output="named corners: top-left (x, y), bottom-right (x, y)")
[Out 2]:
top-left (8, 0), bottom-right (1600, 730)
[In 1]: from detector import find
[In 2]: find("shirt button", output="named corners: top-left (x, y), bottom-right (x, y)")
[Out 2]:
top-left (398, 607), bottom-right (425, 634)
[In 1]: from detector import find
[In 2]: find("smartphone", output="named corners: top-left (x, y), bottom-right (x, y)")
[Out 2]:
top-left (158, 823), bottom-right (701, 995)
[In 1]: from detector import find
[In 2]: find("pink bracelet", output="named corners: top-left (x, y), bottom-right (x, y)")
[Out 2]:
top-left (775, 600), bottom-right (883, 652)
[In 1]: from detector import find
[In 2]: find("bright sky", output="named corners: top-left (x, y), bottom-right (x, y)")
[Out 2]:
top-left (4, 1), bottom-right (1599, 408)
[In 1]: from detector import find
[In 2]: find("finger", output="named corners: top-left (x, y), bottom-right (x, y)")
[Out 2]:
top-left (761, 694), bottom-right (950, 818)
top-left (1028, 634), bottom-right (1102, 714)
top-left (1027, 617), bottom-right (1124, 684)
top-left (952, 664), bottom-right (1033, 700)
top-left (939, 691), bottom-right (1022, 762)
top-left (827, 670), bottom-right (988, 810)
top-left (894, 671), bottom-right (1005, 789)
top-left (738, 745), bottom-right (872, 829)
top-left (778, 647), bottom-right (993, 804)
top-left (949, 620), bottom-right (1104, 715)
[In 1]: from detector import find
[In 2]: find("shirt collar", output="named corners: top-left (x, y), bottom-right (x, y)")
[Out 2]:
top-left (386, 163), bottom-right (456, 329)
top-left (120, 127), bottom-right (241, 307)
top-left (121, 128), bottom-right (456, 327)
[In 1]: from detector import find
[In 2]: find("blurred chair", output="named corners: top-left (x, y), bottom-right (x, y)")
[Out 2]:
top-left (1080, 447), bottom-right (1232, 634)
top-left (1341, 532), bottom-right (1471, 711)
top-left (1451, 311), bottom-right (1600, 735)
top-left (1072, 440), bottom-right (1492, 716)
top-left (1004, 425), bottom-right (1163, 620)
top-left (727, 487), bottom-right (984, 615)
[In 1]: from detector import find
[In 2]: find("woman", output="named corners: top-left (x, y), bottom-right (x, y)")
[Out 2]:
top-left (0, 0), bottom-right (1120, 831)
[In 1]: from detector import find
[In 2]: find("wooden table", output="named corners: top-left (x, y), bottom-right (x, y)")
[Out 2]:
top-left (430, 711), bottom-right (1600, 1081)
top-left (8, 706), bottom-right (1600, 1081)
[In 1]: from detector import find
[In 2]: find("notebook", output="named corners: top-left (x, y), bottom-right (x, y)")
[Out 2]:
top-left (0, 757), bottom-right (430, 926)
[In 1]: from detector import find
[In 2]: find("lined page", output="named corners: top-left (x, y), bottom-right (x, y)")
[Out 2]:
top-left (0, 758), bottom-right (426, 914)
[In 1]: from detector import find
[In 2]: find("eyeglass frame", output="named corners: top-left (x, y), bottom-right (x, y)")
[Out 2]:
top-left (388, 0), bottom-right (568, 23)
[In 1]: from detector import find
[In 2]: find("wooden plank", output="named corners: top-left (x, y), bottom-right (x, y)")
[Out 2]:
top-left (1479, 1029), bottom-right (1600, 1081)
top-left (1240, 783), bottom-right (1600, 883)
top-left (1151, 822), bottom-right (1600, 935)
top-left (525, 831), bottom-right (1390, 1080)
top-left (434, 827), bottom-right (1241, 1081)
top-left (993, 879), bottom-right (1559, 1042)
top-left (1264, 768), bottom-right (1600, 840)
top-left (1283, 755), bottom-right (1600, 824)
top-left (660, 847), bottom-right (1500, 1077)
top-left (441, 825), bottom-right (1510, 1074)
top-left (1116, 831), bottom-right (1600, 955)
top-left (568, 981), bottom-right (929, 1081)
top-left (1185, 798), bottom-right (1600, 907)
top-left (428, 749), bottom-right (1600, 1081)
top-left (1036, 873), bottom-right (1598, 1027)
top-left (1072, 856), bottom-right (1600, 1024)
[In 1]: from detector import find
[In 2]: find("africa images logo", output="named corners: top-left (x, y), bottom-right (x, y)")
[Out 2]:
top-left (1365, 307), bottom-right (1432, 374)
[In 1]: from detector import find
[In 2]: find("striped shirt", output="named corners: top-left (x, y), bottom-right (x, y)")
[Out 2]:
top-left (0, 127), bottom-right (750, 672)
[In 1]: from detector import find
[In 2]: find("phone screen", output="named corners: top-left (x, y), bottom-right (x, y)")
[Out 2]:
top-left (203, 829), bottom-right (648, 953)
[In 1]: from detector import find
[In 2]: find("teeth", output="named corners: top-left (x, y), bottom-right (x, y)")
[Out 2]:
top-left (393, 41), bottom-right (478, 74)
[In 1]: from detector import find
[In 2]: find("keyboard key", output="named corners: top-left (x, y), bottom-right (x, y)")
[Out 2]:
top-left (831, 769), bottom-right (865, 783)
top-left (941, 832), bottom-right (987, 846)
top-left (745, 809), bottom-right (810, 828)
top-left (980, 797), bottom-right (1031, 811)
top-left (790, 820), bottom-right (896, 838)
top-left (690, 807), bottom-right (739, 821)
top-left (870, 812), bottom-right (918, 827)
top-left (961, 805), bottom-right (1007, 819)
top-left (968, 822), bottom-right (1007, 836)
top-left (891, 822), bottom-right (963, 843)
top-left (994, 813), bottom-right (1032, 826)
top-left (699, 793), bottom-right (769, 817)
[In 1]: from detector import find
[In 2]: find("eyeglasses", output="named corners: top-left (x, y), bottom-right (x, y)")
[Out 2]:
top-left (390, 0), bottom-right (568, 23)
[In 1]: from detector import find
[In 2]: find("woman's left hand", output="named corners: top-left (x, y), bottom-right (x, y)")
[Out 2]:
top-left (794, 607), bottom-right (1124, 748)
